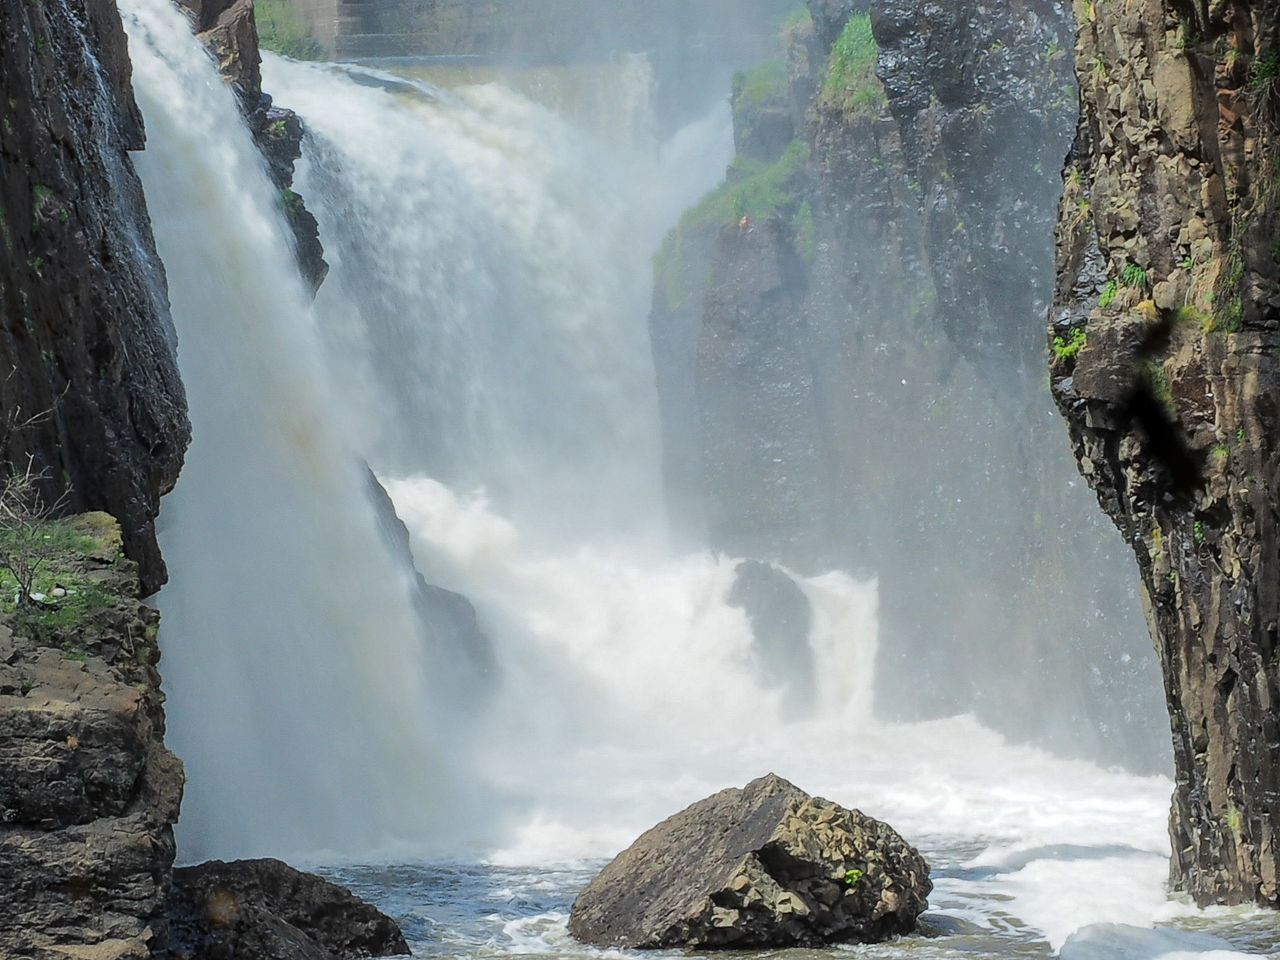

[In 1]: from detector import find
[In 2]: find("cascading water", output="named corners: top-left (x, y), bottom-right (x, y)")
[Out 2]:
top-left (120, 0), bottom-right (464, 861)
top-left (115, 1), bottom-right (1275, 955)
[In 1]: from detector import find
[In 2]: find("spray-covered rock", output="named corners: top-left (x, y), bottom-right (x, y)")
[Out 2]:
top-left (568, 773), bottom-right (930, 948)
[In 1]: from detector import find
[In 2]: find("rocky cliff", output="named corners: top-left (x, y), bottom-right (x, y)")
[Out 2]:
top-left (0, 515), bottom-right (182, 958)
top-left (650, 1), bottom-right (1167, 766)
top-left (0, 0), bottom-right (191, 595)
top-left (1052, 0), bottom-right (1280, 906)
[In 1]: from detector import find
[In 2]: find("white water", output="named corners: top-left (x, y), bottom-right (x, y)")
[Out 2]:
top-left (114, 3), bottom-right (1275, 955)
top-left (120, 0), bottom-right (460, 860)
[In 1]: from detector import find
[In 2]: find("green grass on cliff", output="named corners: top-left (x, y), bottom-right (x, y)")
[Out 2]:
top-left (0, 512), bottom-right (127, 646)
top-left (255, 0), bottom-right (324, 60)
top-left (653, 139), bottom-right (812, 306)
top-left (821, 14), bottom-right (885, 116)
top-left (734, 60), bottom-right (789, 110)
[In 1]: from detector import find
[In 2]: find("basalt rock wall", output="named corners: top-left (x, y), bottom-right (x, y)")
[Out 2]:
top-left (0, 0), bottom-right (190, 594)
top-left (651, 0), bottom-right (1169, 766)
top-left (1051, 0), bottom-right (1280, 906)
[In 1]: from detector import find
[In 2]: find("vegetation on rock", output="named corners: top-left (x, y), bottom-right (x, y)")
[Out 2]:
top-left (654, 139), bottom-right (811, 306)
top-left (254, 0), bottom-right (324, 60)
top-left (820, 14), bottom-right (884, 115)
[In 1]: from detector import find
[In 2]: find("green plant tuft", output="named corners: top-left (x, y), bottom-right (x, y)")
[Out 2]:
top-left (1120, 262), bottom-right (1149, 288)
top-left (654, 139), bottom-right (811, 306)
top-left (1052, 326), bottom-right (1087, 362)
top-left (821, 15), bottom-right (884, 116)
top-left (1098, 279), bottom-right (1118, 308)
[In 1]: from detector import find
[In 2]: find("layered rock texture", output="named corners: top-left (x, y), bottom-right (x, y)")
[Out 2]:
top-left (0, 515), bottom-right (182, 958)
top-left (0, 0), bottom-right (190, 594)
top-left (650, 1), bottom-right (1167, 765)
top-left (568, 774), bottom-right (930, 949)
top-left (167, 858), bottom-right (410, 959)
top-left (1052, 0), bottom-right (1280, 906)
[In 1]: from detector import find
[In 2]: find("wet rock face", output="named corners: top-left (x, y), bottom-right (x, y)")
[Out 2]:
top-left (697, 219), bottom-right (833, 564)
top-left (167, 858), bottom-right (410, 959)
top-left (175, 0), bottom-right (328, 294)
top-left (0, 515), bottom-right (183, 958)
top-left (872, 0), bottom-right (1077, 376)
top-left (651, 0), bottom-right (1167, 768)
top-left (568, 774), bottom-right (931, 949)
top-left (0, 0), bottom-right (190, 593)
top-left (727, 560), bottom-right (816, 718)
top-left (1051, 0), bottom-right (1280, 906)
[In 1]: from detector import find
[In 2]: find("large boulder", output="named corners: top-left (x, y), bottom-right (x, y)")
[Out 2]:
top-left (568, 774), bottom-right (930, 948)
top-left (166, 859), bottom-right (410, 960)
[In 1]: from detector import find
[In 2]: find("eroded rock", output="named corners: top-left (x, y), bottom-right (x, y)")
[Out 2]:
top-left (568, 773), bottom-right (930, 948)
top-left (0, 514), bottom-right (182, 959)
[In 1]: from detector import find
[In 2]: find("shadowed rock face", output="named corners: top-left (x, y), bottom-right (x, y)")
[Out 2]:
top-left (568, 774), bottom-right (930, 949)
top-left (0, 0), bottom-right (190, 594)
top-left (728, 560), bottom-right (816, 718)
top-left (167, 858), bottom-right (410, 959)
top-left (1051, 0), bottom-right (1280, 906)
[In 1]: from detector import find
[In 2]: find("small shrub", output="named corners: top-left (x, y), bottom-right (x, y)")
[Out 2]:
top-left (1052, 326), bottom-right (1087, 362)
top-left (1098, 279), bottom-right (1118, 308)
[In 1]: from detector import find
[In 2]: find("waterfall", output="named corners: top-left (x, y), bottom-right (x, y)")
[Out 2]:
top-left (120, 0), bottom-right (460, 861)
top-left (102, 5), bottom-right (1280, 956)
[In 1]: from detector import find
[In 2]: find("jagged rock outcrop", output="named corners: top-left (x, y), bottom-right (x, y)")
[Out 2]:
top-left (650, 1), bottom-right (1167, 766)
top-left (364, 469), bottom-right (496, 708)
top-left (0, 0), bottom-right (190, 594)
top-left (1051, 0), bottom-right (1280, 906)
top-left (174, 0), bottom-right (327, 293)
top-left (0, 514), bottom-right (183, 958)
top-left (728, 560), bottom-right (816, 718)
top-left (568, 773), bottom-right (930, 949)
top-left (166, 859), bottom-right (410, 959)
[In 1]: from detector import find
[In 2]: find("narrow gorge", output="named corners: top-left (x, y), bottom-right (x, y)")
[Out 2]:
top-left (1, 0), bottom-right (1280, 956)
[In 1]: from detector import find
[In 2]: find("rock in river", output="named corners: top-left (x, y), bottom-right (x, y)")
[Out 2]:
top-left (568, 773), bottom-right (931, 948)
top-left (167, 858), bottom-right (410, 959)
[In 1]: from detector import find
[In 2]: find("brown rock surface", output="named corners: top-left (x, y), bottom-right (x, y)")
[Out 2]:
top-left (0, 514), bottom-right (183, 958)
top-left (568, 773), bottom-right (930, 949)
top-left (1052, 0), bottom-right (1280, 907)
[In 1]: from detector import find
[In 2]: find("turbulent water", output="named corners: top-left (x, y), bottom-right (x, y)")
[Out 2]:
top-left (113, 1), bottom-right (1280, 956)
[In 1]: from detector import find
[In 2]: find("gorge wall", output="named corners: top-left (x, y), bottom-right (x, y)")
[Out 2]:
top-left (0, 0), bottom-right (189, 953)
top-left (651, 0), bottom-right (1167, 767)
top-left (0, 0), bottom-right (190, 595)
top-left (0, 0), bottom-right (333, 951)
top-left (1052, 0), bottom-right (1280, 906)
